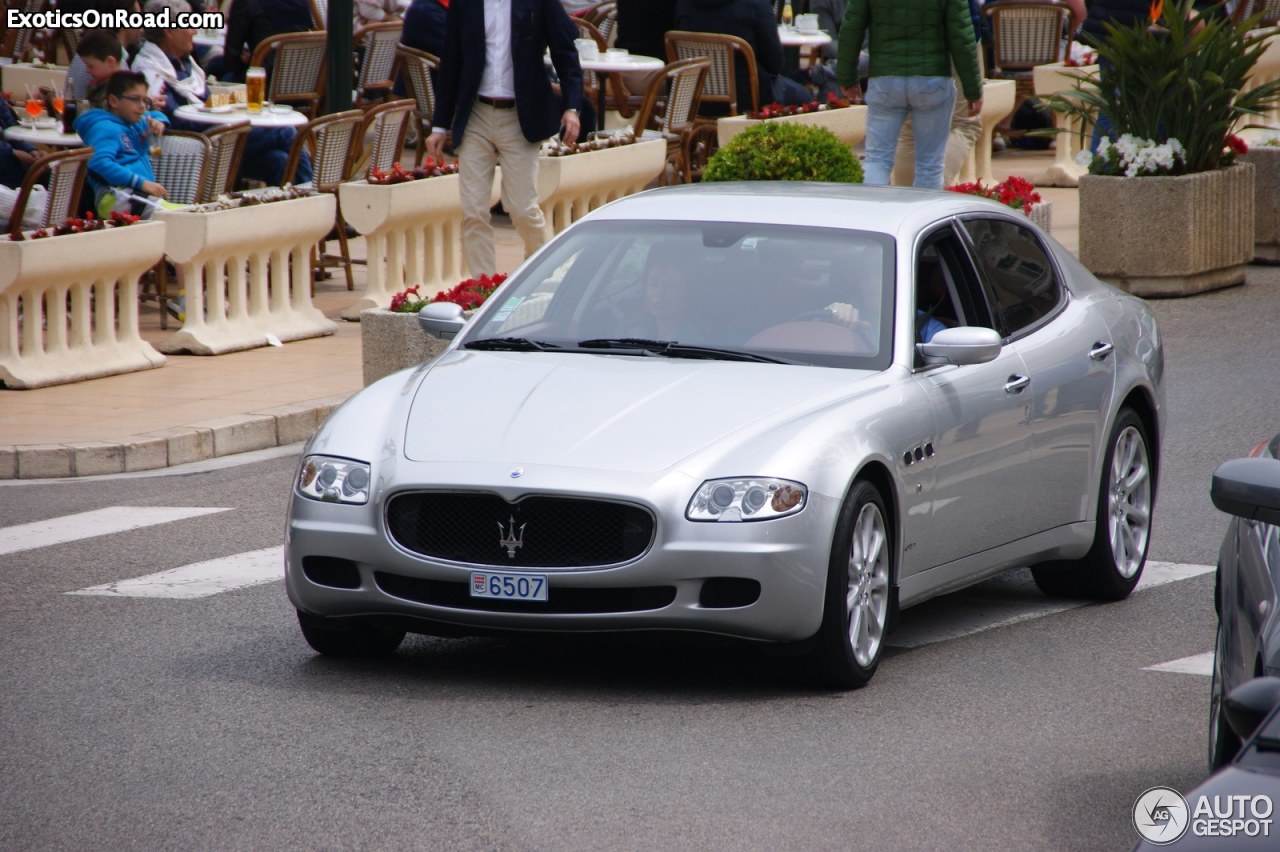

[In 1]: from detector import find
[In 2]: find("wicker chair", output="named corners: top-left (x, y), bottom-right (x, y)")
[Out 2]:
top-left (351, 98), bottom-right (415, 180)
top-left (354, 21), bottom-right (405, 107)
top-left (629, 57), bottom-right (710, 185)
top-left (308, 0), bottom-right (327, 29)
top-left (664, 30), bottom-right (760, 118)
top-left (2, 0), bottom-right (46, 61)
top-left (585, 2), bottom-right (618, 46)
top-left (150, 130), bottom-right (211, 205)
top-left (573, 17), bottom-right (609, 123)
top-left (249, 31), bottom-right (329, 117)
top-left (396, 44), bottom-right (439, 166)
top-left (1235, 0), bottom-right (1280, 26)
top-left (200, 121), bottom-right (252, 202)
top-left (282, 110), bottom-right (365, 290)
top-left (2, 146), bottom-right (91, 235)
top-left (984, 1), bottom-right (1073, 123)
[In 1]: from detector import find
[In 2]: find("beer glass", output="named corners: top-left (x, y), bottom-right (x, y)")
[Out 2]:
top-left (246, 66), bottom-right (267, 113)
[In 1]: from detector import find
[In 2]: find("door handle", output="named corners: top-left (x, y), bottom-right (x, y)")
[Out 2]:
top-left (1004, 374), bottom-right (1030, 394)
top-left (1089, 341), bottom-right (1115, 361)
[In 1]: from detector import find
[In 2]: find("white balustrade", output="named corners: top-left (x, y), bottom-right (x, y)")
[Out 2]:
top-left (958, 79), bottom-right (1017, 184)
top-left (715, 105), bottom-right (868, 150)
top-left (339, 174), bottom-right (481, 320)
top-left (1243, 31), bottom-right (1280, 136)
top-left (536, 139), bottom-right (667, 235)
top-left (1033, 62), bottom-right (1098, 187)
top-left (154, 194), bottom-right (337, 355)
top-left (0, 222), bottom-right (166, 389)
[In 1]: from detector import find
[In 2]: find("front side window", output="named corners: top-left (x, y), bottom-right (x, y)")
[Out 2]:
top-left (959, 217), bottom-right (1062, 337)
top-left (462, 220), bottom-right (897, 370)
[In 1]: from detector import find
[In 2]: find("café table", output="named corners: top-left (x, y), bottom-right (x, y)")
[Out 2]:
top-left (174, 103), bottom-right (309, 128)
top-left (777, 26), bottom-right (832, 49)
top-left (3, 123), bottom-right (83, 147)
top-left (554, 51), bottom-right (665, 132)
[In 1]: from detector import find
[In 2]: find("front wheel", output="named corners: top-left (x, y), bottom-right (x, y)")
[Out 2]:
top-left (809, 480), bottom-right (893, 689)
top-left (1032, 408), bottom-right (1154, 600)
top-left (1208, 619), bottom-right (1242, 769)
top-left (297, 611), bottom-right (406, 657)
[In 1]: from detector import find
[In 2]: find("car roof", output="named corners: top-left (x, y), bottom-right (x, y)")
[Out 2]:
top-left (587, 181), bottom-right (1014, 235)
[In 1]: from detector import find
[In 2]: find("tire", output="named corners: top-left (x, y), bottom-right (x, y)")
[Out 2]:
top-left (1208, 619), bottom-right (1241, 770)
top-left (297, 610), bottom-right (406, 657)
top-left (1032, 408), bottom-right (1154, 600)
top-left (809, 480), bottom-right (893, 689)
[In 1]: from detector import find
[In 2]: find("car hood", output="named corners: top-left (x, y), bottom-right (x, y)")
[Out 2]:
top-left (402, 351), bottom-right (876, 472)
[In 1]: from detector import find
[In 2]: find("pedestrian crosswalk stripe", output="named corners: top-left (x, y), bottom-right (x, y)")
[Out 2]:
top-left (889, 560), bottom-right (1214, 649)
top-left (67, 546), bottom-right (284, 599)
top-left (1144, 652), bottom-right (1215, 676)
top-left (0, 507), bottom-right (233, 557)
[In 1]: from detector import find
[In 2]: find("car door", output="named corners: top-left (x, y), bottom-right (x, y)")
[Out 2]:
top-left (902, 224), bottom-right (1036, 579)
top-left (957, 215), bottom-right (1116, 534)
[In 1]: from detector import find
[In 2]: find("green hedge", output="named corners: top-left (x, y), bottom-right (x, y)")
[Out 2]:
top-left (702, 122), bottom-right (863, 183)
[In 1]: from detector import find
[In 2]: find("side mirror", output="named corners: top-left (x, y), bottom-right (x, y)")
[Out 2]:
top-left (1211, 457), bottom-right (1280, 525)
top-left (418, 301), bottom-right (466, 340)
top-left (1223, 676), bottom-right (1280, 743)
top-left (917, 326), bottom-right (1002, 366)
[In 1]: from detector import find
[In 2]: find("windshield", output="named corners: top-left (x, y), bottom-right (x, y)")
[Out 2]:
top-left (462, 220), bottom-right (896, 369)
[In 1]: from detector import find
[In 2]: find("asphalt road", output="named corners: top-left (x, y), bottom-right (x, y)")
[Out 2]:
top-left (1, 267), bottom-right (1276, 850)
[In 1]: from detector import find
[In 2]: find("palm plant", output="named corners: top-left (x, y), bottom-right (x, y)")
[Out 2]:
top-left (1043, 0), bottom-right (1280, 174)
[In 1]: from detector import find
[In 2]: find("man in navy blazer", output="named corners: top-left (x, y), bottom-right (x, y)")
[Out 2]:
top-left (426, 0), bottom-right (584, 277)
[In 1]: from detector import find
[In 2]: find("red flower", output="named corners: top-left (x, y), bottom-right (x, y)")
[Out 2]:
top-left (1225, 134), bottom-right (1248, 155)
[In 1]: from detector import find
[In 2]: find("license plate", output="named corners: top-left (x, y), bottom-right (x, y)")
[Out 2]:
top-left (470, 571), bottom-right (548, 602)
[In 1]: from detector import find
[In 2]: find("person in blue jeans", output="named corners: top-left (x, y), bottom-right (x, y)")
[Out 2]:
top-left (835, 0), bottom-right (983, 189)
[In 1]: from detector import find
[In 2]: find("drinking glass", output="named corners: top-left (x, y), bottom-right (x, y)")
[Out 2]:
top-left (245, 66), bottom-right (266, 113)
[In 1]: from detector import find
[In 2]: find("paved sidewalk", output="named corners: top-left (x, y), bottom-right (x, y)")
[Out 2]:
top-left (0, 151), bottom-right (1078, 479)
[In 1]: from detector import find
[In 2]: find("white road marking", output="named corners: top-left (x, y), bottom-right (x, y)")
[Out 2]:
top-left (889, 561), bottom-right (1214, 650)
top-left (67, 546), bottom-right (284, 599)
top-left (0, 506), bottom-right (232, 556)
top-left (1144, 652), bottom-right (1215, 676)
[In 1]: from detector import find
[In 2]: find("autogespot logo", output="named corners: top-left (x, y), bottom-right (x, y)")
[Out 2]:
top-left (1134, 786), bottom-right (1190, 845)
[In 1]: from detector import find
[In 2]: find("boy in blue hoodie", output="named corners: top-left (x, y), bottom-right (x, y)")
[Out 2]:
top-left (74, 70), bottom-right (170, 207)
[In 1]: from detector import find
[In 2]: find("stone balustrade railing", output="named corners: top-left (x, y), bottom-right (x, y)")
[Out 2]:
top-left (1033, 62), bottom-right (1098, 187)
top-left (0, 222), bottom-right (167, 389)
top-left (154, 194), bottom-right (337, 355)
top-left (536, 138), bottom-right (667, 235)
top-left (339, 174), bottom-right (480, 320)
top-left (715, 105), bottom-right (868, 150)
top-left (1242, 30), bottom-right (1280, 135)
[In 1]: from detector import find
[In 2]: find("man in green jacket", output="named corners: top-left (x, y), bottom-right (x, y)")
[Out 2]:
top-left (836, 0), bottom-right (984, 189)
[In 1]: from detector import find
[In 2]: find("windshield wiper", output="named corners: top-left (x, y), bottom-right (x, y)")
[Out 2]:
top-left (463, 337), bottom-right (561, 351)
top-left (577, 338), bottom-right (792, 364)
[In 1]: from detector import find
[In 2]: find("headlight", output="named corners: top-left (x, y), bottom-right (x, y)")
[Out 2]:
top-left (686, 478), bottom-right (807, 522)
top-left (297, 456), bottom-right (371, 505)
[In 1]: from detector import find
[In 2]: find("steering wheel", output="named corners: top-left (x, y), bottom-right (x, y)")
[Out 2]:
top-left (783, 308), bottom-right (877, 352)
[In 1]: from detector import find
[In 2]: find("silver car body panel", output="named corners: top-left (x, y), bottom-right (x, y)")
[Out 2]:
top-left (287, 183), bottom-right (1165, 643)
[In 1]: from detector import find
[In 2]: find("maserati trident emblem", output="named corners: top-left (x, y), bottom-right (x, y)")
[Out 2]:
top-left (510, 467), bottom-right (525, 479)
top-left (498, 516), bottom-right (526, 558)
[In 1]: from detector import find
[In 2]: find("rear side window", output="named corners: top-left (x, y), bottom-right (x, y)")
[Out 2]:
top-left (960, 218), bottom-right (1062, 336)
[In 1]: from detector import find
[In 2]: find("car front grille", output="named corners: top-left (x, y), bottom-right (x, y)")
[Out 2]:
top-left (384, 491), bottom-right (655, 568)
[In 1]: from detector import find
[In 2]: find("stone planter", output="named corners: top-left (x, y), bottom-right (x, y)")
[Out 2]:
top-left (1243, 145), bottom-right (1280, 263)
top-left (716, 105), bottom-right (868, 151)
top-left (340, 174), bottom-right (491, 321)
top-left (0, 222), bottom-right (166, 389)
top-left (1078, 163), bottom-right (1255, 297)
top-left (536, 139), bottom-right (667, 235)
top-left (155, 194), bottom-right (337, 354)
top-left (360, 308), bottom-right (451, 385)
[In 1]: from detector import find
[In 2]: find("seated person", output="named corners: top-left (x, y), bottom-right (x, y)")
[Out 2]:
top-left (674, 0), bottom-right (811, 110)
top-left (66, 0), bottom-right (145, 102)
top-left (0, 99), bottom-right (42, 229)
top-left (915, 254), bottom-right (958, 343)
top-left (133, 0), bottom-right (312, 186)
top-left (584, 252), bottom-right (707, 342)
top-left (74, 70), bottom-right (170, 211)
top-left (221, 0), bottom-right (314, 83)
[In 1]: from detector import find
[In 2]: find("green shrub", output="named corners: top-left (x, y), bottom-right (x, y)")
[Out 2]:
top-left (702, 122), bottom-right (863, 183)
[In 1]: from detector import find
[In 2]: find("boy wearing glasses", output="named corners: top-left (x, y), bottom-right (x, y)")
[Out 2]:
top-left (74, 70), bottom-right (171, 209)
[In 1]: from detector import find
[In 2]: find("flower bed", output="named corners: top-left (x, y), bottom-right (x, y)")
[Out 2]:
top-left (535, 137), bottom-right (666, 235)
top-left (716, 102), bottom-right (867, 150)
top-left (947, 176), bottom-right (1051, 231)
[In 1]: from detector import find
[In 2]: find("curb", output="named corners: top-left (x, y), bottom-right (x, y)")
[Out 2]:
top-left (0, 394), bottom-right (351, 480)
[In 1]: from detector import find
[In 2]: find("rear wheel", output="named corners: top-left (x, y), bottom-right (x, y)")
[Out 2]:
top-left (809, 480), bottom-right (892, 689)
top-left (1032, 408), bottom-right (1153, 600)
top-left (297, 611), bottom-right (405, 657)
